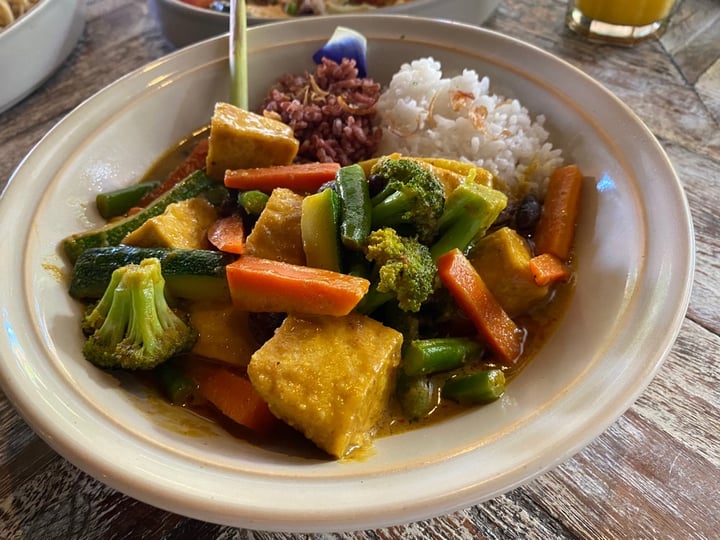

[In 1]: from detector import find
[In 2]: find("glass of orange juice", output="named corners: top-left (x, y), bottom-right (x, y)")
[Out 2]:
top-left (566, 0), bottom-right (678, 45)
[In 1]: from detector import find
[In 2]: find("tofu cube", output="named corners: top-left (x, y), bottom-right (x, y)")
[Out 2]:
top-left (244, 187), bottom-right (306, 265)
top-left (469, 226), bottom-right (549, 316)
top-left (187, 302), bottom-right (259, 368)
top-left (248, 313), bottom-right (403, 458)
top-left (206, 102), bottom-right (299, 181)
top-left (122, 197), bottom-right (217, 250)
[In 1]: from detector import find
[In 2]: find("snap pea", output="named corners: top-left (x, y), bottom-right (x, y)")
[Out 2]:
top-left (441, 369), bottom-right (506, 405)
top-left (95, 181), bottom-right (160, 219)
top-left (335, 164), bottom-right (371, 250)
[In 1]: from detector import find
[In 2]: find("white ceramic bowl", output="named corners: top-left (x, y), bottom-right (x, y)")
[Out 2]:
top-left (0, 0), bottom-right (85, 113)
top-left (0, 15), bottom-right (693, 532)
top-left (149, 0), bottom-right (501, 48)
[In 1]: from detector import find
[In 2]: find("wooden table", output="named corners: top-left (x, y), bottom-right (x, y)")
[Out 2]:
top-left (1, 0), bottom-right (718, 538)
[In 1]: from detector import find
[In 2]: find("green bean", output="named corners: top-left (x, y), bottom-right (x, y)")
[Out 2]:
top-left (238, 189), bottom-right (269, 217)
top-left (95, 181), bottom-right (160, 219)
top-left (155, 361), bottom-right (198, 405)
top-left (396, 371), bottom-right (438, 421)
top-left (403, 337), bottom-right (484, 377)
top-left (441, 369), bottom-right (506, 405)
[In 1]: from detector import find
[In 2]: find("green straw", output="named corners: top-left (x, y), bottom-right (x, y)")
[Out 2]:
top-left (229, 0), bottom-right (248, 109)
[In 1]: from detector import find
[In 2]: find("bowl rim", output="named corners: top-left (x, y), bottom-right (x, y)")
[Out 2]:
top-left (0, 14), bottom-right (695, 532)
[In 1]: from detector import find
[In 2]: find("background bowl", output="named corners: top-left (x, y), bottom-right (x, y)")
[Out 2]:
top-left (0, 0), bottom-right (85, 113)
top-left (0, 15), bottom-right (693, 532)
top-left (149, 0), bottom-right (502, 48)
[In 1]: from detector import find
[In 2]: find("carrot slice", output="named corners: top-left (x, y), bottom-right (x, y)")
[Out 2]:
top-left (138, 138), bottom-right (210, 206)
top-left (226, 256), bottom-right (370, 316)
top-left (186, 361), bottom-right (276, 434)
top-left (533, 164), bottom-right (584, 261)
top-left (208, 214), bottom-right (245, 254)
top-left (529, 253), bottom-right (572, 287)
top-left (437, 248), bottom-right (524, 364)
top-left (224, 162), bottom-right (341, 193)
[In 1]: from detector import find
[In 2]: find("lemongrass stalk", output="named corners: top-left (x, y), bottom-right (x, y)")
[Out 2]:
top-left (229, 0), bottom-right (248, 109)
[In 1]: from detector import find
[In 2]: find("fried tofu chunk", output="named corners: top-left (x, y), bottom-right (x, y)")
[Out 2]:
top-left (187, 302), bottom-right (259, 368)
top-left (248, 313), bottom-right (403, 458)
top-left (122, 197), bottom-right (217, 250)
top-left (469, 226), bottom-right (549, 316)
top-left (206, 102), bottom-right (299, 181)
top-left (244, 187), bottom-right (306, 265)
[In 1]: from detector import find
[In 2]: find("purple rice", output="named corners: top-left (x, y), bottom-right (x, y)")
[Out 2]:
top-left (260, 57), bottom-right (382, 166)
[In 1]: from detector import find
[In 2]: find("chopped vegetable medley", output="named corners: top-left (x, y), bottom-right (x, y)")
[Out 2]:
top-left (62, 35), bottom-right (583, 459)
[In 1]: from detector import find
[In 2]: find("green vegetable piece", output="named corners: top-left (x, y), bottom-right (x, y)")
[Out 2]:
top-left (355, 280), bottom-right (395, 315)
top-left (403, 337), bottom-right (484, 377)
top-left (441, 369), bottom-right (506, 405)
top-left (395, 370), bottom-right (440, 421)
top-left (63, 170), bottom-right (215, 263)
top-left (430, 180), bottom-right (508, 261)
top-left (363, 227), bottom-right (436, 313)
top-left (396, 371), bottom-right (439, 421)
top-left (95, 181), bottom-right (160, 219)
top-left (69, 245), bottom-right (235, 301)
top-left (336, 163), bottom-right (371, 250)
top-left (284, 1), bottom-right (298, 15)
top-left (204, 184), bottom-right (232, 207)
top-left (301, 188), bottom-right (343, 272)
top-left (370, 157), bottom-right (445, 243)
top-left (82, 258), bottom-right (197, 371)
top-left (155, 361), bottom-right (198, 405)
top-left (238, 189), bottom-right (269, 217)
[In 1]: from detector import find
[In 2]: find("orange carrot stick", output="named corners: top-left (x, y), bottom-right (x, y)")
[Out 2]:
top-left (138, 138), bottom-right (210, 206)
top-left (529, 253), bottom-right (572, 287)
top-left (437, 248), bottom-right (524, 364)
top-left (533, 164), bottom-right (584, 261)
top-left (226, 256), bottom-right (370, 316)
top-left (224, 162), bottom-right (341, 193)
top-left (186, 361), bottom-right (276, 434)
top-left (208, 214), bottom-right (245, 254)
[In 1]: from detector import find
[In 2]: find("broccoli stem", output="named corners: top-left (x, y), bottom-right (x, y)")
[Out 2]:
top-left (430, 182), bottom-right (508, 261)
top-left (355, 282), bottom-right (395, 315)
top-left (441, 369), bottom-right (506, 405)
top-left (370, 190), bottom-right (414, 228)
top-left (430, 217), bottom-right (486, 261)
top-left (403, 337), bottom-right (484, 377)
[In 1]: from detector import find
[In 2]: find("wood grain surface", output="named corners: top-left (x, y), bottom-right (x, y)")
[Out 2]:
top-left (1, 0), bottom-right (718, 538)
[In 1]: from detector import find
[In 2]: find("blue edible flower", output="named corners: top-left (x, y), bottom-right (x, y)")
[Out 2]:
top-left (312, 26), bottom-right (368, 78)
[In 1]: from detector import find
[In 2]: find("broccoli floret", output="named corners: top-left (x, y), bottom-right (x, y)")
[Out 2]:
top-left (429, 179), bottom-right (508, 261)
top-left (369, 157), bottom-right (445, 243)
top-left (81, 258), bottom-right (197, 370)
top-left (361, 227), bottom-right (437, 313)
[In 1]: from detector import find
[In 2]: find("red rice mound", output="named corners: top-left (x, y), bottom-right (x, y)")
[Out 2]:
top-left (260, 58), bottom-right (382, 166)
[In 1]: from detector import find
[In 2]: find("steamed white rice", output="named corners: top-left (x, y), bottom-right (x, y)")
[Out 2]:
top-left (375, 57), bottom-right (563, 198)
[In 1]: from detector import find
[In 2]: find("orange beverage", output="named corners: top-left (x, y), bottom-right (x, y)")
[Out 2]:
top-left (575, 0), bottom-right (676, 26)
top-left (566, 0), bottom-right (677, 44)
